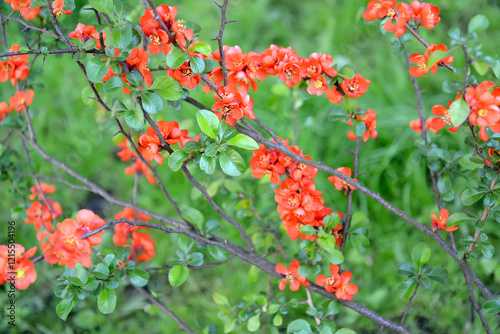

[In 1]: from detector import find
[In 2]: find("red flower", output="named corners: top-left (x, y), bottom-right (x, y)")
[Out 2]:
top-left (279, 61), bottom-right (302, 88)
top-left (125, 160), bottom-right (157, 185)
top-left (131, 232), bottom-right (156, 262)
top-left (409, 44), bottom-right (453, 78)
top-left (69, 23), bottom-right (107, 49)
top-left (316, 264), bottom-right (342, 293)
top-left (307, 76), bottom-right (328, 96)
top-left (167, 62), bottom-right (200, 89)
top-left (328, 167), bottom-right (357, 194)
top-left (127, 47), bottom-right (153, 87)
top-left (52, 0), bottom-right (72, 17)
top-left (335, 272), bottom-right (359, 300)
top-left (410, 1), bottom-right (441, 29)
top-left (0, 244), bottom-right (37, 290)
top-left (347, 109), bottom-right (378, 142)
top-left (9, 90), bottom-right (34, 112)
top-left (44, 219), bottom-right (93, 268)
top-left (362, 0), bottom-right (396, 21)
top-left (24, 200), bottom-right (61, 232)
top-left (275, 260), bottom-right (310, 291)
top-left (340, 74), bottom-right (371, 98)
top-left (75, 209), bottom-right (106, 246)
top-left (431, 209), bottom-right (457, 232)
top-left (28, 182), bottom-right (56, 201)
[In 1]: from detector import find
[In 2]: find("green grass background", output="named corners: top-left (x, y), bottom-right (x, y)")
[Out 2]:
top-left (0, 0), bottom-right (499, 333)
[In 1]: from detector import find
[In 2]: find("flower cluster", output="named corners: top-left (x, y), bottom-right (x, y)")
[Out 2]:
top-left (24, 182), bottom-right (62, 233)
top-left (0, 244), bottom-right (37, 290)
top-left (316, 264), bottom-right (358, 301)
top-left (409, 44), bottom-right (453, 78)
top-left (347, 109), bottom-right (378, 142)
top-left (363, 1), bottom-right (441, 37)
top-left (0, 44), bottom-right (30, 86)
top-left (431, 209), bottom-right (457, 232)
top-left (250, 139), bottom-right (344, 244)
top-left (465, 81), bottom-right (500, 141)
top-left (113, 208), bottom-right (156, 263)
top-left (275, 260), bottom-right (310, 291)
top-left (69, 23), bottom-right (107, 49)
top-left (102, 47), bottom-right (153, 90)
top-left (138, 120), bottom-right (193, 165)
top-left (3, 0), bottom-right (42, 20)
top-left (212, 85), bottom-right (255, 126)
top-left (116, 137), bottom-right (156, 185)
top-left (43, 209), bottom-right (106, 268)
top-left (140, 4), bottom-right (191, 55)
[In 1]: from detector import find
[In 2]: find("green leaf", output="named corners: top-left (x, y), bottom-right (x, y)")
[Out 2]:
top-left (339, 67), bottom-right (355, 79)
top-left (343, 96), bottom-right (357, 112)
top-left (461, 189), bottom-right (485, 206)
top-left (141, 91), bottom-right (163, 114)
top-left (398, 279), bottom-right (417, 300)
top-left (93, 263), bottom-right (110, 279)
top-left (126, 70), bottom-right (143, 88)
top-left (224, 318), bottom-right (237, 333)
top-left (203, 58), bottom-right (217, 73)
top-left (149, 76), bottom-right (183, 101)
top-left (213, 293), bottom-right (230, 306)
top-left (411, 243), bottom-right (431, 269)
top-left (190, 42), bottom-right (212, 56)
top-left (447, 27), bottom-right (461, 40)
top-left (166, 47), bottom-right (189, 69)
top-left (190, 56), bottom-right (205, 74)
top-left (494, 60), bottom-right (500, 79)
top-left (323, 213), bottom-right (340, 230)
top-left (352, 119), bottom-right (366, 137)
top-left (128, 268), bottom-right (149, 287)
top-left (398, 262), bottom-right (416, 277)
top-left (483, 300), bottom-right (500, 315)
top-left (111, 99), bottom-right (129, 117)
top-left (30, 0), bottom-right (46, 8)
top-left (226, 134), bottom-right (259, 150)
top-left (479, 244), bottom-right (495, 258)
top-left (449, 98), bottom-right (470, 127)
top-left (427, 267), bottom-right (448, 285)
top-left (287, 319), bottom-right (312, 333)
top-left (81, 277), bottom-right (99, 292)
top-left (437, 175), bottom-right (452, 193)
top-left (200, 155), bottom-right (217, 174)
top-left (335, 330), bottom-right (356, 334)
top-left (321, 249), bottom-right (344, 265)
top-left (208, 245), bottom-right (230, 261)
top-left (219, 149), bottom-right (245, 176)
top-left (98, 288), bottom-right (117, 314)
top-left (197, 110), bottom-right (219, 139)
top-left (472, 60), bottom-right (489, 76)
top-left (123, 107), bottom-right (145, 131)
top-left (329, 108), bottom-right (349, 122)
top-left (56, 296), bottom-right (76, 321)
top-left (247, 314), bottom-right (261, 332)
top-left (102, 76), bottom-right (125, 94)
top-left (169, 265), bottom-right (190, 286)
top-left (426, 50), bottom-right (448, 71)
top-left (218, 120), bottom-right (235, 142)
top-left (112, 24), bottom-right (132, 50)
top-left (299, 225), bottom-right (317, 236)
top-left (446, 212), bottom-right (474, 227)
top-left (86, 57), bottom-right (109, 82)
top-left (468, 14), bottom-right (490, 34)
top-left (168, 150), bottom-right (189, 171)
top-left (188, 252), bottom-right (204, 266)
top-left (273, 313), bottom-right (283, 326)
top-left (67, 263), bottom-right (88, 286)
top-left (89, 0), bottom-right (113, 15)
top-left (116, 246), bottom-right (132, 264)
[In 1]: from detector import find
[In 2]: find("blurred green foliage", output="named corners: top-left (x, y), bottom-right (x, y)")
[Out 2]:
top-left (0, 0), bottom-right (499, 333)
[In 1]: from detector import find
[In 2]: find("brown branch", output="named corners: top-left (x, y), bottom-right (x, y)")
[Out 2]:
top-left (143, 257), bottom-right (233, 271)
top-left (0, 13), bottom-right (60, 41)
top-left (45, 0), bottom-right (74, 48)
top-left (340, 137), bottom-right (360, 255)
top-left (213, 0), bottom-right (231, 86)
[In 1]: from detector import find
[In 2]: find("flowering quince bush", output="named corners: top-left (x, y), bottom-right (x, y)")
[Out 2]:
top-left (0, 0), bottom-right (500, 333)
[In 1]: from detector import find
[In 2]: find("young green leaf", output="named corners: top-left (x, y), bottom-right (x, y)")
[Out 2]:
top-left (219, 149), bottom-right (245, 176)
top-left (197, 110), bottom-right (220, 138)
top-left (148, 76), bottom-right (183, 101)
top-left (141, 91), bottom-right (163, 114)
top-left (226, 134), bottom-right (259, 150)
top-left (98, 287), bottom-right (117, 314)
top-left (166, 47), bottom-right (189, 69)
top-left (169, 265), bottom-right (190, 286)
top-left (128, 268), bottom-right (149, 287)
top-left (168, 150), bottom-right (189, 171)
top-left (56, 296), bottom-right (76, 321)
